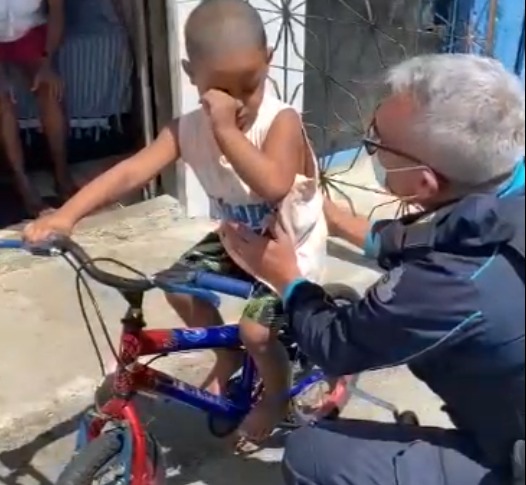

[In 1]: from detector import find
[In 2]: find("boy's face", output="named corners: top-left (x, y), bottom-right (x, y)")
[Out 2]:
top-left (184, 47), bottom-right (271, 128)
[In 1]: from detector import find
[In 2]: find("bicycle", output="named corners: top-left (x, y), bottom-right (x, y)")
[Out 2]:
top-left (0, 236), bottom-right (418, 485)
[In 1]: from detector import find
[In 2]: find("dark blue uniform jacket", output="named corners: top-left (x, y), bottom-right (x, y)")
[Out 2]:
top-left (286, 188), bottom-right (525, 469)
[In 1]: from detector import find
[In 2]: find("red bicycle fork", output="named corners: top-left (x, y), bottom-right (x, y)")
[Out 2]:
top-left (87, 329), bottom-right (158, 485)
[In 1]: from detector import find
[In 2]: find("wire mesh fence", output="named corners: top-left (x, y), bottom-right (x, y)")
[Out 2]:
top-left (248, 0), bottom-right (498, 205)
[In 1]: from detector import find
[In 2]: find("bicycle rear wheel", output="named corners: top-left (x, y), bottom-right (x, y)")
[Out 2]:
top-left (56, 430), bottom-right (165, 485)
top-left (289, 283), bottom-right (361, 426)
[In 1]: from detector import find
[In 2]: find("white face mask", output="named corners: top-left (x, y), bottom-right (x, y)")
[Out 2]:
top-left (370, 154), bottom-right (426, 217)
top-left (372, 154), bottom-right (388, 190)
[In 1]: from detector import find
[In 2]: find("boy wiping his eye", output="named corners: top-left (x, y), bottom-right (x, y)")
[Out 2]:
top-left (23, 0), bottom-right (327, 445)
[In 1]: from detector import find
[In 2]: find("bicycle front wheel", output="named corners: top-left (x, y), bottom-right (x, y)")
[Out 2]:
top-left (56, 430), bottom-right (165, 485)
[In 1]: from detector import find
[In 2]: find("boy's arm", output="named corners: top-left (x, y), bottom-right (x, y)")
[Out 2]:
top-left (214, 109), bottom-right (304, 203)
top-left (57, 125), bottom-right (180, 225)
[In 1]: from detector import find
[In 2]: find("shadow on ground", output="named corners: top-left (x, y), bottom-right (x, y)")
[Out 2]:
top-left (0, 398), bottom-right (286, 485)
top-left (0, 413), bottom-right (82, 485)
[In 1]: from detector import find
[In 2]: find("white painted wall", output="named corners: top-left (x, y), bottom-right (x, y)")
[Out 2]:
top-left (165, 0), bottom-right (307, 218)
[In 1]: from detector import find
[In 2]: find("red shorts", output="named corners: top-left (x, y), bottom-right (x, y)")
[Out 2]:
top-left (0, 24), bottom-right (47, 64)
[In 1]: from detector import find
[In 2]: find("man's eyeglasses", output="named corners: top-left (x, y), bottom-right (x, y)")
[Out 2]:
top-left (362, 120), bottom-right (426, 167)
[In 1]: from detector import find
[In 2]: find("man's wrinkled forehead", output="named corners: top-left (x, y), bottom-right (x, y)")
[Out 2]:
top-left (374, 92), bottom-right (421, 149)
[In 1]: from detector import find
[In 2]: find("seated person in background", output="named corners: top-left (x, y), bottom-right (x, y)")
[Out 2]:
top-left (23, 0), bottom-right (327, 447)
top-left (0, 0), bottom-right (75, 217)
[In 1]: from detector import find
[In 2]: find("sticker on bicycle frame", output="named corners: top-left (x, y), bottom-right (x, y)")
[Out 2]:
top-left (182, 328), bottom-right (208, 343)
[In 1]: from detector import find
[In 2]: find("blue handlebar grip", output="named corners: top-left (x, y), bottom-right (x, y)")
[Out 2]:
top-left (194, 272), bottom-right (253, 299)
top-left (0, 239), bottom-right (23, 249)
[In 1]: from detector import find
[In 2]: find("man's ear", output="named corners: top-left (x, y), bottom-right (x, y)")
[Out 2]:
top-left (182, 60), bottom-right (194, 83)
top-left (418, 168), bottom-right (441, 200)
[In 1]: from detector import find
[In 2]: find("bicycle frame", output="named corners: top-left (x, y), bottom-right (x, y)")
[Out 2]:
top-left (0, 239), bottom-right (335, 485)
top-left (84, 323), bottom-right (326, 429)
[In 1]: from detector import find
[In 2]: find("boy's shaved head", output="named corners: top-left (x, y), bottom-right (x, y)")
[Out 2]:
top-left (185, 0), bottom-right (267, 62)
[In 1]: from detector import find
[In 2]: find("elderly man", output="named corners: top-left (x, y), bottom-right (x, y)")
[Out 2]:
top-left (222, 53), bottom-right (525, 484)
top-left (0, 0), bottom-right (75, 217)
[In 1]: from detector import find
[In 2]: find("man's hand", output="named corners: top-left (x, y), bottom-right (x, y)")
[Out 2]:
top-left (23, 212), bottom-right (75, 246)
top-left (201, 89), bottom-right (244, 132)
top-left (220, 218), bottom-right (301, 295)
top-left (32, 62), bottom-right (63, 100)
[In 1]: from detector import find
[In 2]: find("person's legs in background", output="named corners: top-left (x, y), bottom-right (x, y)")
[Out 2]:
top-left (283, 419), bottom-right (509, 485)
top-left (21, 61), bottom-right (76, 201)
top-left (0, 24), bottom-right (75, 218)
top-left (17, 24), bottom-right (75, 202)
top-left (0, 65), bottom-right (47, 216)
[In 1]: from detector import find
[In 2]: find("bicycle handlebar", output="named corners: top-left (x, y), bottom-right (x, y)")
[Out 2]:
top-left (54, 235), bottom-right (155, 292)
top-left (0, 236), bottom-right (153, 292)
top-left (0, 237), bottom-right (254, 298)
top-left (194, 272), bottom-right (253, 299)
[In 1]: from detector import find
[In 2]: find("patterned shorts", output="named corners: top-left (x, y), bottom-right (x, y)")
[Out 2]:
top-left (172, 232), bottom-right (286, 329)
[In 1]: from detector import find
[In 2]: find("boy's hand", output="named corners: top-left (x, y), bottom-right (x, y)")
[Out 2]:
top-left (23, 212), bottom-right (75, 246)
top-left (201, 89), bottom-right (243, 131)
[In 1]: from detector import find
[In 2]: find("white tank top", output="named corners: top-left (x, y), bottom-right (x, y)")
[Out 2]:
top-left (0, 0), bottom-right (46, 43)
top-left (178, 94), bottom-right (328, 286)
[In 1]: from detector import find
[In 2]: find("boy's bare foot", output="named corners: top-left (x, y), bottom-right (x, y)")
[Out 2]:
top-left (234, 395), bottom-right (289, 449)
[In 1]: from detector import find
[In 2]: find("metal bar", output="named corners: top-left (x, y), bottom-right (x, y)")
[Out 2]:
top-left (133, 0), bottom-right (156, 199)
top-left (485, 0), bottom-right (499, 56)
top-left (514, 14), bottom-right (525, 76)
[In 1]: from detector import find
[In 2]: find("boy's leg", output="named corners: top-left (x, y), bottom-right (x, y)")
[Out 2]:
top-left (0, 86), bottom-right (46, 216)
top-left (237, 287), bottom-right (290, 444)
top-left (165, 232), bottom-right (245, 395)
top-left (166, 292), bottom-right (242, 394)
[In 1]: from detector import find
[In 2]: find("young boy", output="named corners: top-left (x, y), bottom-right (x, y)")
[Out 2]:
top-left (0, 0), bottom-right (75, 216)
top-left (23, 0), bottom-right (326, 445)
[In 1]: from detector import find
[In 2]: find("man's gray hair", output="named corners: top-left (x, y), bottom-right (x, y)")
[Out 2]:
top-left (387, 53), bottom-right (525, 187)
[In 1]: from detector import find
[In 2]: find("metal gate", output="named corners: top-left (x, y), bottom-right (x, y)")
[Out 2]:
top-left (248, 0), bottom-right (500, 177)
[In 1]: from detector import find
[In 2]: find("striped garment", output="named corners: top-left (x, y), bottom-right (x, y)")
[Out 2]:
top-left (14, 0), bottom-right (132, 129)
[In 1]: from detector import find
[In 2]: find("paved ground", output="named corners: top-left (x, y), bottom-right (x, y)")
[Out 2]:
top-left (0, 367), bottom-right (448, 485)
top-left (0, 159), bottom-right (450, 483)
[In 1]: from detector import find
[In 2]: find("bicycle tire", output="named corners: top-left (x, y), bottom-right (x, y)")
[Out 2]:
top-left (290, 283), bottom-right (361, 426)
top-left (56, 432), bottom-right (123, 485)
top-left (56, 431), bottom-right (165, 485)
